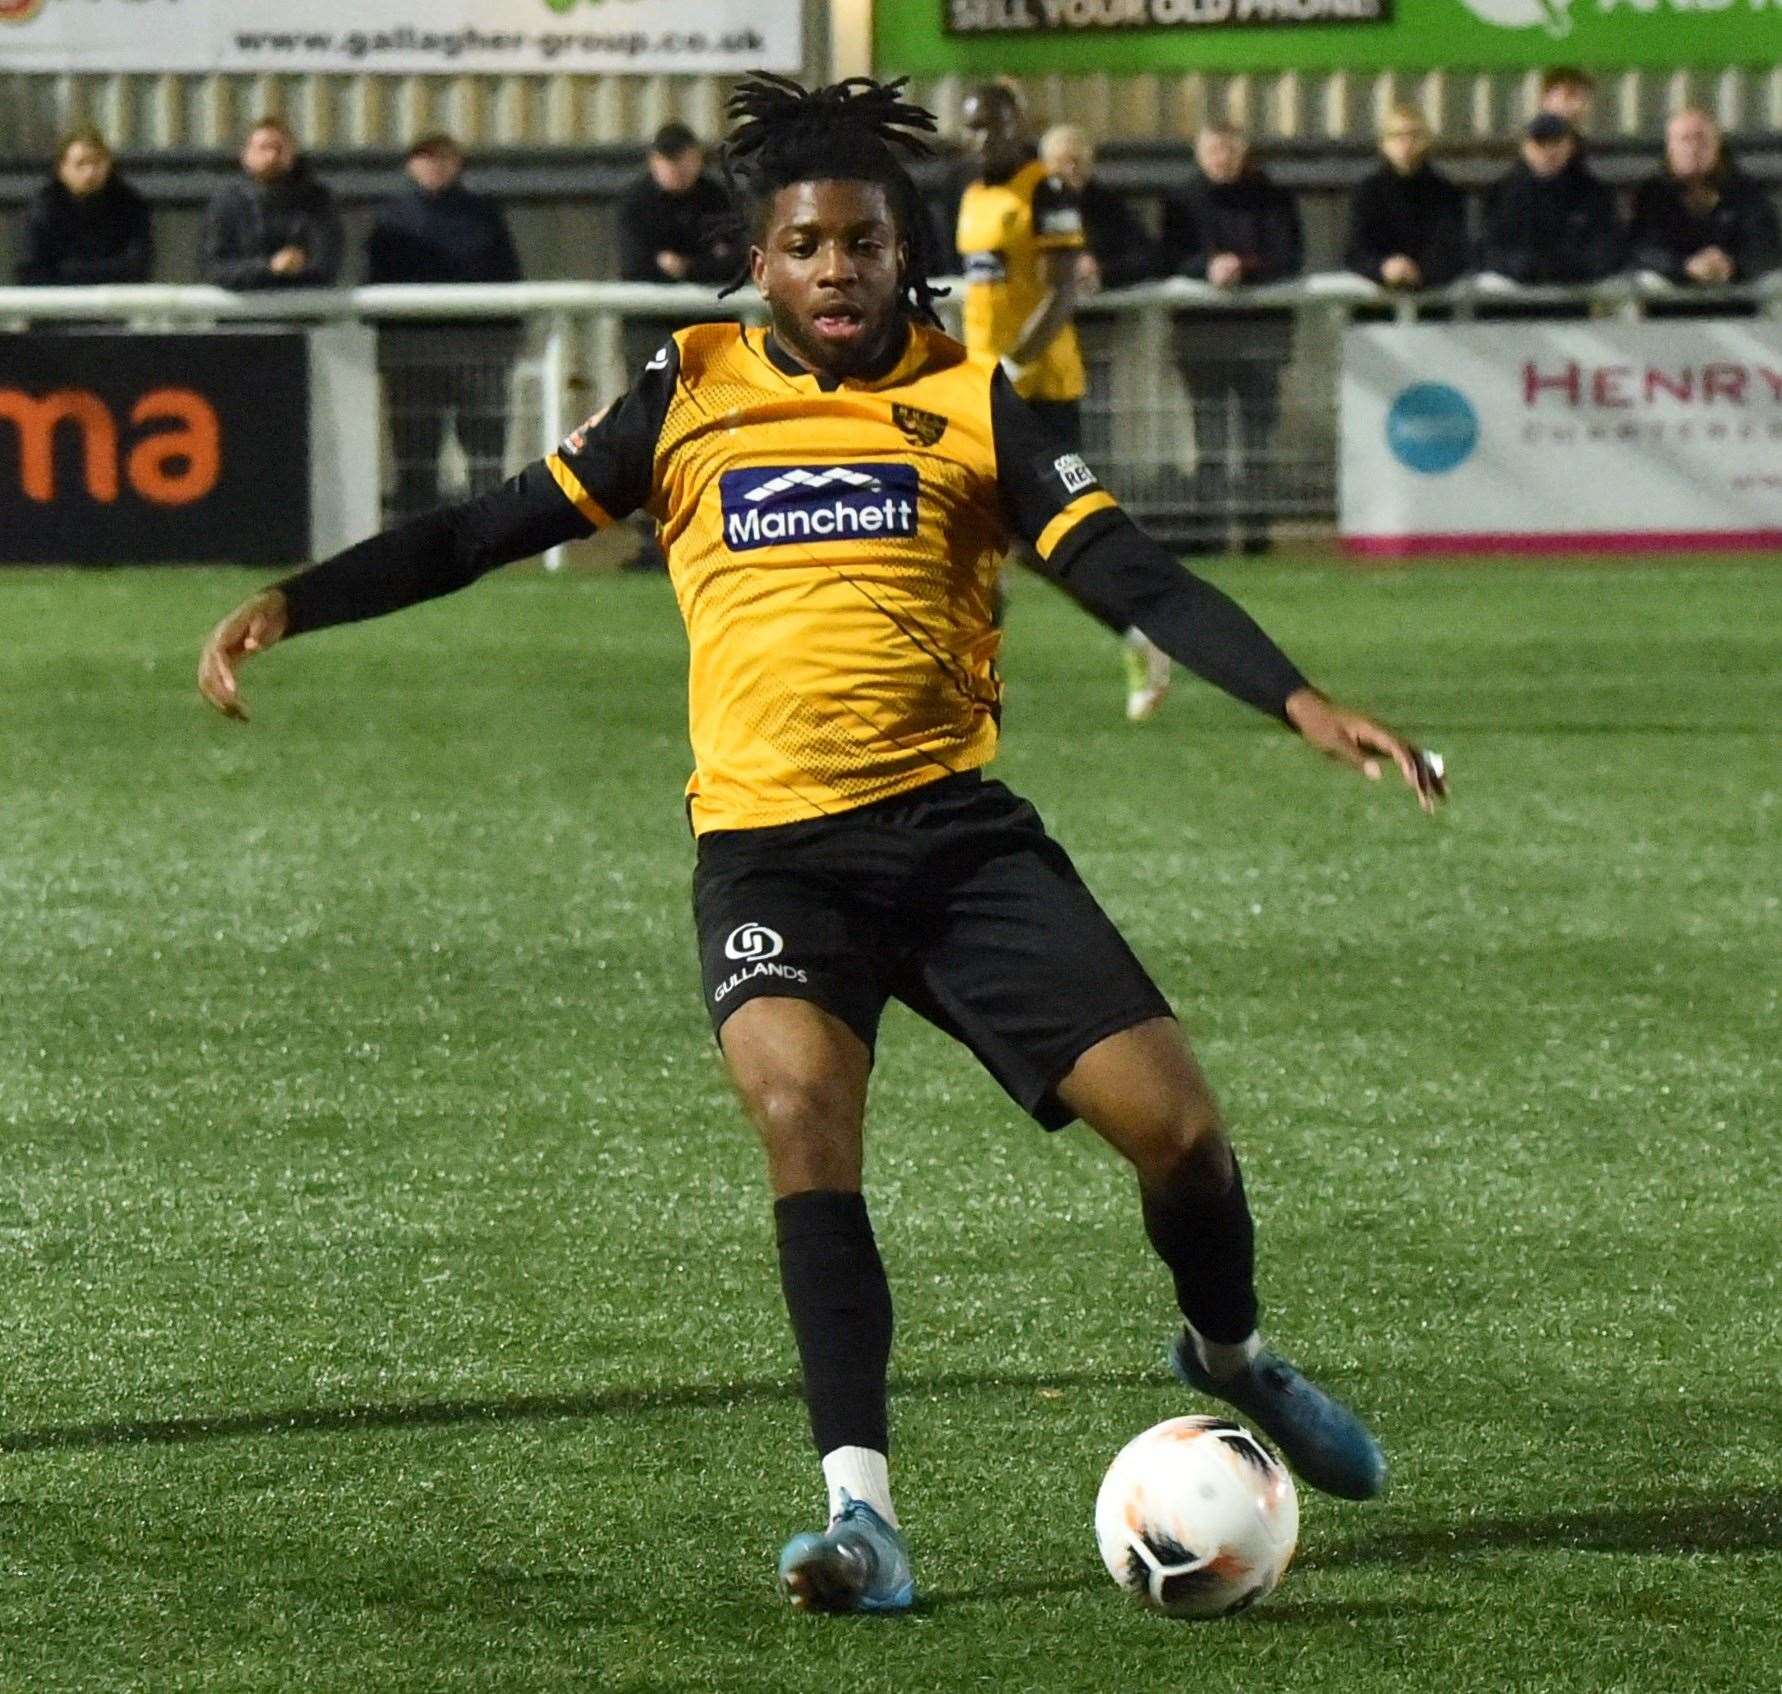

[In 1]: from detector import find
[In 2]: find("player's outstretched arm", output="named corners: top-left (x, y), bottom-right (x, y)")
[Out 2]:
top-left (988, 371), bottom-right (1444, 813)
top-left (198, 343), bottom-right (678, 723)
top-left (1283, 687), bottom-right (1446, 813)
top-left (198, 587), bottom-right (288, 720)
top-left (194, 466), bottom-right (592, 723)
top-left (1057, 520), bottom-right (1445, 812)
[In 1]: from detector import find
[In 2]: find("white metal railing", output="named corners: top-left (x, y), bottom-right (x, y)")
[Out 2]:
top-left (6, 275), bottom-right (1781, 554)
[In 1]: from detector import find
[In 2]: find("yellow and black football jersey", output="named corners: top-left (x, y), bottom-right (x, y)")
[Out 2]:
top-left (541, 321), bottom-right (1118, 834)
top-left (956, 156), bottom-right (1087, 405)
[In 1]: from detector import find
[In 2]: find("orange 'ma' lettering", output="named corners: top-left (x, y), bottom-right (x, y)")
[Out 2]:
top-left (0, 386), bottom-right (221, 505)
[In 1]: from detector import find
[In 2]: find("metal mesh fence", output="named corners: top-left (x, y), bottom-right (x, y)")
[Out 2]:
top-left (1078, 301), bottom-right (1340, 551)
top-left (375, 324), bottom-right (542, 524)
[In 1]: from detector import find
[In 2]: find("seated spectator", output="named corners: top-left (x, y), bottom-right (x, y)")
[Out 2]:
top-left (616, 122), bottom-right (736, 285)
top-left (1344, 104), bottom-right (1467, 292)
top-left (16, 126), bottom-right (152, 285)
top-left (1630, 107), bottom-right (1781, 287)
top-left (1038, 123), bottom-right (1159, 292)
top-left (201, 116), bottom-right (342, 290)
top-left (1537, 67), bottom-right (1597, 135)
top-left (1479, 115), bottom-right (1624, 285)
top-left (364, 134), bottom-right (525, 524)
top-left (1158, 125), bottom-right (1302, 555)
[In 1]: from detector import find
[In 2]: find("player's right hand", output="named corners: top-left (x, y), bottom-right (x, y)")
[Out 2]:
top-left (198, 589), bottom-right (289, 721)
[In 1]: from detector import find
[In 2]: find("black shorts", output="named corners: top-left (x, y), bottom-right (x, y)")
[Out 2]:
top-left (693, 772), bottom-right (1173, 1130)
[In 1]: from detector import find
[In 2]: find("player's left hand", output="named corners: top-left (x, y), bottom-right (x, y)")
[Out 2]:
top-left (198, 589), bottom-right (289, 721)
top-left (1285, 687), bottom-right (1446, 814)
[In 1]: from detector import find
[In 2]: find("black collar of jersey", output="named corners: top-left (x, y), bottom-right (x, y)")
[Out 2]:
top-left (977, 141), bottom-right (1038, 189)
top-left (761, 320), bottom-right (914, 392)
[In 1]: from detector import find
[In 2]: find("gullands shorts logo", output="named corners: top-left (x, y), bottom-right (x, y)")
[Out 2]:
top-left (724, 924), bottom-right (783, 962)
top-left (719, 463), bottom-right (920, 551)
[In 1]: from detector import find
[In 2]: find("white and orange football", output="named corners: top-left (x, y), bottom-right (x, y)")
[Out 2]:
top-left (1094, 1415), bottom-right (1300, 1619)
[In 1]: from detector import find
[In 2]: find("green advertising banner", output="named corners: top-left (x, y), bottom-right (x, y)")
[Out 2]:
top-left (877, 2), bottom-right (1782, 74)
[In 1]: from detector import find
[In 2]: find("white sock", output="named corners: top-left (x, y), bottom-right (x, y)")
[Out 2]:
top-left (821, 1446), bottom-right (897, 1528)
top-left (1191, 1327), bottom-right (1263, 1383)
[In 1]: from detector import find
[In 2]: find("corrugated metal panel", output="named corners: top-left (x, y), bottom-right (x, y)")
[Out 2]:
top-left (906, 68), bottom-right (1777, 145)
top-left (2, 54), bottom-right (1775, 156)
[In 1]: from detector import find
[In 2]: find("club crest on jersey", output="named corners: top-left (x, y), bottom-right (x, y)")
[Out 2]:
top-left (719, 463), bottom-right (920, 552)
top-left (893, 404), bottom-right (948, 447)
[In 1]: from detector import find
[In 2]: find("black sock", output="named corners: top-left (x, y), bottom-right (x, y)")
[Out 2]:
top-left (1139, 1141), bottom-right (1259, 1345)
top-left (774, 1189), bottom-right (893, 1456)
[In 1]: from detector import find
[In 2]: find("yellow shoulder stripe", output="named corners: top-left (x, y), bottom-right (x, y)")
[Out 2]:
top-left (1035, 490), bottom-right (1118, 562)
top-left (545, 454), bottom-right (615, 529)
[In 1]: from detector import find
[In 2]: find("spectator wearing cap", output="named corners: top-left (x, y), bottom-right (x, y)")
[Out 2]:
top-left (1157, 124), bottom-right (1303, 555)
top-left (616, 123), bottom-right (736, 285)
top-left (1344, 104), bottom-right (1468, 292)
top-left (1038, 124), bottom-right (1160, 292)
top-left (1629, 107), bottom-right (1781, 289)
top-left (1537, 67), bottom-right (1597, 135)
top-left (364, 133), bottom-right (525, 522)
top-left (201, 116), bottom-right (342, 289)
top-left (1479, 115), bottom-right (1624, 287)
top-left (16, 126), bottom-right (153, 286)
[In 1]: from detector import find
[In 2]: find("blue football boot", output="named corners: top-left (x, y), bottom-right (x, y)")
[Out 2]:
top-left (777, 1494), bottom-right (916, 1614)
top-left (1169, 1329), bottom-right (1388, 1501)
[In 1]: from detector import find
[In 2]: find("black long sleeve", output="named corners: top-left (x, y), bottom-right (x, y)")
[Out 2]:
top-left (275, 464), bottom-right (587, 637)
top-left (1056, 516), bottom-right (1307, 720)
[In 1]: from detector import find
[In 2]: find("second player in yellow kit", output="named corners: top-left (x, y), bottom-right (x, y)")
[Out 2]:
top-left (957, 154), bottom-right (1087, 406)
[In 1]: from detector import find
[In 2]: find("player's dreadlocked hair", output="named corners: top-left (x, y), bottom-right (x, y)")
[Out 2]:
top-left (716, 73), bottom-right (947, 325)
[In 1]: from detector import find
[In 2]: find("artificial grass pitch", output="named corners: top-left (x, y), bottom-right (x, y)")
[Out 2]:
top-left (0, 559), bottom-right (1776, 1693)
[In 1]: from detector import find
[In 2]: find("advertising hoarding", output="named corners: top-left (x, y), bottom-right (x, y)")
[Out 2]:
top-left (881, 1), bottom-right (1782, 75)
top-left (0, 331), bottom-right (311, 564)
top-left (0, 0), bottom-right (800, 74)
top-left (1341, 321), bottom-right (1782, 554)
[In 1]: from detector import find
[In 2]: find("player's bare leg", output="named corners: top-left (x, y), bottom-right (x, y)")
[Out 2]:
top-left (1057, 1018), bottom-right (1388, 1500)
top-left (720, 997), bottom-right (916, 1612)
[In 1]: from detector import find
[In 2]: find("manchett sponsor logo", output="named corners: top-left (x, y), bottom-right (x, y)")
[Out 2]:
top-left (719, 463), bottom-right (919, 551)
top-left (1455, 0), bottom-right (1571, 35)
top-left (724, 923), bottom-right (783, 961)
top-left (1387, 383), bottom-right (1479, 475)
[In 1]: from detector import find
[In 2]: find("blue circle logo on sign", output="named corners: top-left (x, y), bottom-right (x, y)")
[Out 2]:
top-left (1386, 383), bottom-right (1479, 475)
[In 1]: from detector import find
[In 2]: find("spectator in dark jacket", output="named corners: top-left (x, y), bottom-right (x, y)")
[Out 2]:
top-left (1629, 107), bottom-right (1781, 287)
top-left (1039, 124), bottom-right (1159, 291)
top-left (364, 134), bottom-right (525, 523)
top-left (1345, 104), bottom-right (1468, 291)
top-left (615, 123), bottom-right (736, 285)
top-left (1158, 125), bottom-right (1303, 555)
top-left (16, 126), bottom-right (152, 285)
top-left (365, 133), bottom-right (521, 288)
top-left (200, 116), bottom-right (342, 290)
top-left (613, 122), bottom-right (736, 569)
top-left (1161, 126), bottom-right (1303, 290)
top-left (1480, 115), bottom-right (1624, 285)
